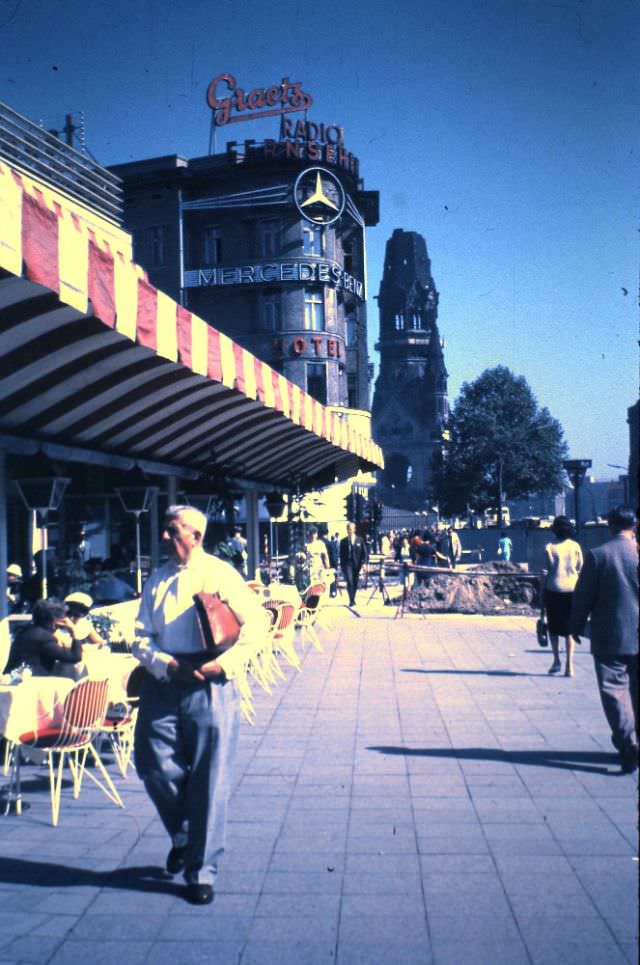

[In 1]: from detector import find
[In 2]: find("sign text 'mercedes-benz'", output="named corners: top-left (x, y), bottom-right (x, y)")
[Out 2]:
top-left (184, 260), bottom-right (364, 299)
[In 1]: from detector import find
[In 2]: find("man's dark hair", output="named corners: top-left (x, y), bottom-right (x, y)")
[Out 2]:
top-left (607, 506), bottom-right (636, 531)
top-left (32, 598), bottom-right (66, 628)
top-left (552, 516), bottom-right (574, 539)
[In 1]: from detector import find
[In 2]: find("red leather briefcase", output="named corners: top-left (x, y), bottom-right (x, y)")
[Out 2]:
top-left (193, 592), bottom-right (241, 657)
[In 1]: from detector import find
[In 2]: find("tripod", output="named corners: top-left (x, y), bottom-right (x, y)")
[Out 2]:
top-left (366, 563), bottom-right (391, 605)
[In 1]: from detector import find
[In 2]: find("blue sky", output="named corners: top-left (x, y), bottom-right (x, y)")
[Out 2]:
top-left (1, 0), bottom-right (637, 479)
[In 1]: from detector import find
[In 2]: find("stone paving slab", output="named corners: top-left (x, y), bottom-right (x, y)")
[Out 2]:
top-left (0, 608), bottom-right (637, 965)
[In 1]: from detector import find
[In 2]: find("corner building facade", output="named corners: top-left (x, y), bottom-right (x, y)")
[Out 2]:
top-left (372, 229), bottom-right (448, 509)
top-left (111, 138), bottom-right (378, 412)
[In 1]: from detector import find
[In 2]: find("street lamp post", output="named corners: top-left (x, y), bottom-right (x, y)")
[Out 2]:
top-left (264, 493), bottom-right (285, 583)
top-left (497, 457), bottom-right (504, 528)
top-left (563, 459), bottom-right (592, 543)
top-left (115, 486), bottom-right (158, 596)
top-left (14, 477), bottom-right (71, 598)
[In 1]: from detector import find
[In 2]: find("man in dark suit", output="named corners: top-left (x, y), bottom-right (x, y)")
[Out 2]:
top-left (570, 506), bottom-right (638, 774)
top-left (340, 522), bottom-right (368, 607)
top-left (326, 532), bottom-right (340, 597)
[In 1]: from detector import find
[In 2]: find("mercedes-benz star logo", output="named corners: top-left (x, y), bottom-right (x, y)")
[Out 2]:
top-left (294, 167), bottom-right (346, 225)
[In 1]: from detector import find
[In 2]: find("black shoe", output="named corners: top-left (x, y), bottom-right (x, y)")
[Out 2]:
top-left (185, 883), bottom-right (214, 905)
top-left (620, 743), bottom-right (639, 775)
top-left (166, 845), bottom-right (187, 875)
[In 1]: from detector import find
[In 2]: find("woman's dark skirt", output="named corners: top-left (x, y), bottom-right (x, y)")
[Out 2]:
top-left (543, 589), bottom-right (574, 637)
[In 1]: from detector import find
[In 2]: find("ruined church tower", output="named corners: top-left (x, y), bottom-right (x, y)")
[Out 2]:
top-left (371, 229), bottom-right (448, 509)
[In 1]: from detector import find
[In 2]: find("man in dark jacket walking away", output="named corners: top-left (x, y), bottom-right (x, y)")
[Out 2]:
top-left (570, 506), bottom-right (638, 774)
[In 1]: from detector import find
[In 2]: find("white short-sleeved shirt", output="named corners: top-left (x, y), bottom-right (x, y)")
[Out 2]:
top-left (133, 550), bottom-right (269, 679)
top-left (544, 538), bottom-right (583, 592)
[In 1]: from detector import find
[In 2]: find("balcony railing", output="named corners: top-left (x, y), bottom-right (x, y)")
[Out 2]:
top-left (0, 101), bottom-right (122, 224)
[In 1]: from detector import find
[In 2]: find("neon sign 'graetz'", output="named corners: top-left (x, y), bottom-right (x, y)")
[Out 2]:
top-left (207, 73), bottom-right (313, 126)
top-left (183, 260), bottom-right (364, 300)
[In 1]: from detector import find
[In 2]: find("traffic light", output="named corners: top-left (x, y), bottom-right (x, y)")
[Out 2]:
top-left (345, 492), bottom-right (356, 520)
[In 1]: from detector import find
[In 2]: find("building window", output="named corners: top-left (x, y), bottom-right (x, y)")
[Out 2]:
top-left (343, 239), bottom-right (353, 273)
top-left (409, 312), bottom-right (422, 330)
top-left (203, 225), bottom-right (222, 265)
top-left (347, 373), bottom-right (357, 408)
top-left (346, 313), bottom-right (357, 347)
top-left (150, 225), bottom-right (167, 268)
top-left (131, 230), bottom-right (142, 262)
top-left (306, 362), bottom-right (327, 405)
top-left (261, 219), bottom-right (280, 257)
top-left (303, 224), bottom-right (323, 256)
top-left (304, 289), bottom-right (325, 331)
top-left (262, 290), bottom-right (280, 331)
top-left (394, 312), bottom-right (404, 331)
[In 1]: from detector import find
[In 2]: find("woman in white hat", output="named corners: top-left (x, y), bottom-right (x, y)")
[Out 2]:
top-left (62, 592), bottom-right (106, 648)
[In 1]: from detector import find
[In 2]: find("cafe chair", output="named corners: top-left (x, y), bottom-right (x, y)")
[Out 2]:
top-left (251, 604), bottom-right (288, 685)
top-left (296, 582), bottom-right (326, 651)
top-left (15, 677), bottom-right (124, 826)
top-left (230, 661), bottom-right (257, 725)
top-left (247, 580), bottom-right (269, 598)
top-left (96, 664), bottom-right (146, 778)
top-left (265, 601), bottom-right (301, 671)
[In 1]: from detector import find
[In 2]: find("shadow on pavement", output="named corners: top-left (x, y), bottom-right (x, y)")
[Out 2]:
top-left (0, 858), bottom-right (183, 895)
top-left (367, 745), bottom-right (621, 775)
top-left (402, 668), bottom-right (548, 677)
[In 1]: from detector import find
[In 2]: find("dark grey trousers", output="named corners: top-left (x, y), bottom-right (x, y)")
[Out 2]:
top-left (343, 564), bottom-right (360, 604)
top-left (134, 672), bottom-right (239, 885)
top-left (593, 655), bottom-right (638, 751)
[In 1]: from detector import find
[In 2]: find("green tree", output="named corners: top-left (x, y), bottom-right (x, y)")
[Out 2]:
top-left (432, 366), bottom-right (567, 520)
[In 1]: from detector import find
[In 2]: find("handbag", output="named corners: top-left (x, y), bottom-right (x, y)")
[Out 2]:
top-left (536, 617), bottom-right (549, 647)
top-left (193, 592), bottom-right (241, 657)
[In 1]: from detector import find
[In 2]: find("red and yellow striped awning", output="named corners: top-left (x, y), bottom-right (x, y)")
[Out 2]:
top-left (0, 158), bottom-right (383, 485)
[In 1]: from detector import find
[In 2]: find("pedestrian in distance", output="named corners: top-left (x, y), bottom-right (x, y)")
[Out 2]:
top-left (227, 528), bottom-right (248, 576)
top-left (570, 506), bottom-right (639, 774)
top-left (327, 532), bottom-right (340, 597)
top-left (497, 531), bottom-right (513, 562)
top-left (447, 527), bottom-right (462, 569)
top-left (339, 522), bottom-right (368, 607)
top-left (133, 505), bottom-right (269, 904)
top-left (540, 516), bottom-right (583, 676)
top-left (305, 526), bottom-right (329, 583)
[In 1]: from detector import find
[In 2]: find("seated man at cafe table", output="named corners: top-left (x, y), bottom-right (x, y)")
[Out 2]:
top-left (6, 598), bottom-right (84, 676)
top-left (133, 505), bottom-right (269, 906)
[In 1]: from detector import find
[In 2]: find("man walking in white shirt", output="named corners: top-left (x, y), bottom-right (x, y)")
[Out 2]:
top-left (133, 505), bottom-right (268, 904)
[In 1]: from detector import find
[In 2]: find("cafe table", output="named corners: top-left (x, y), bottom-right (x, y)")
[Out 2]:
top-left (264, 582), bottom-right (302, 605)
top-left (1, 652), bottom-right (140, 815)
top-left (54, 647), bottom-right (139, 704)
top-left (0, 675), bottom-right (74, 745)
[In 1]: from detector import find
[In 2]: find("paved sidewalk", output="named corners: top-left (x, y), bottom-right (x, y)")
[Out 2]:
top-left (0, 609), bottom-right (637, 965)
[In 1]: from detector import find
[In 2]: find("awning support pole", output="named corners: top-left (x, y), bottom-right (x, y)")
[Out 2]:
top-left (0, 449), bottom-right (8, 621)
top-left (245, 490), bottom-right (260, 580)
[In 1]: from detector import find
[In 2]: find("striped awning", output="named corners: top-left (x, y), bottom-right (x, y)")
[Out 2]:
top-left (0, 158), bottom-right (383, 486)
